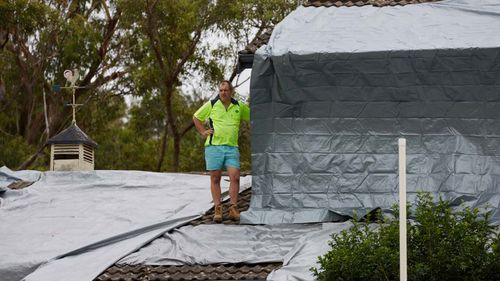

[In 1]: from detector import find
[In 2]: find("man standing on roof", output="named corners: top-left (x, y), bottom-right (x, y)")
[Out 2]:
top-left (193, 80), bottom-right (250, 223)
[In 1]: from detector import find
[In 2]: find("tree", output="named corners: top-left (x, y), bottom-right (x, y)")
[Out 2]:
top-left (0, 0), bottom-right (126, 169)
top-left (118, 0), bottom-right (225, 171)
top-left (1, 0), bottom-right (301, 171)
top-left (119, 0), bottom-right (300, 172)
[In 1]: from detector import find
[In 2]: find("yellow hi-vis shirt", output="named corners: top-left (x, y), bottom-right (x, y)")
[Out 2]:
top-left (193, 97), bottom-right (250, 147)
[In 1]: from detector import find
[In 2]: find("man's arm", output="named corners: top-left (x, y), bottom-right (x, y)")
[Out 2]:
top-left (193, 116), bottom-right (213, 137)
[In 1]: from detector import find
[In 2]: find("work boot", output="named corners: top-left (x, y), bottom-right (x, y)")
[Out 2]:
top-left (213, 205), bottom-right (223, 223)
top-left (228, 204), bottom-right (240, 221)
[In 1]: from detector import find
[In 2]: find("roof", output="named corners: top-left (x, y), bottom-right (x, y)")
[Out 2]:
top-left (238, 0), bottom-right (441, 56)
top-left (46, 124), bottom-right (98, 148)
top-left (96, 263), bottom-right (280, 281)
top-left (239, 29), bottom-right (273, 55)
top-left (236, 0), bottom-right (441, 72)
top-left (263, 0), bottom-right (499, 56)
top-left (303, 0), bottom-right (441, 8)
top-left (236, 29), bottom-right (273, 74)
top-left (95, 188), bottom-right (283, 281)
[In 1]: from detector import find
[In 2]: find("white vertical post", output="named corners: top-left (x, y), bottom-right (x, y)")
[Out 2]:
top-left (72, 87), bottom-right (76, 125)
top-left (398, 138), bottom-right (407, 281)
top-left (50, 145), bottom-right (54, 171)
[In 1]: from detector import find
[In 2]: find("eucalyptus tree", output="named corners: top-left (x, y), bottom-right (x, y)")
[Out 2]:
top-left (0, 0), bottom-right (301, 171)
top-left (0, 0), bottom-right (127, 169)
top-left (119, 0), bottom-right (226, 171)
top-left (118, 0), bottom-right (300, 172)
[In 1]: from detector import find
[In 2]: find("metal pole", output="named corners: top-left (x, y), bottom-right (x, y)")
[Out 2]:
top-left (398, 138), bottom-right (407, 281)
top-left (72, 87), bottom-right (76, 125)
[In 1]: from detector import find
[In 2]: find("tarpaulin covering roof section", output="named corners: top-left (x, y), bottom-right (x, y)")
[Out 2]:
top-left (118, 224), bottom-right (323, 265)
top-left (116, 222), bottom-right (354, 281)
top-left (267, 0), bottom-right (500, 56)
top-left (0, 166), bottom-right (41, 188)
top-left (0, 167), bottom-right (251, 281)
top-left (242, 0), bottom-right (500, 224)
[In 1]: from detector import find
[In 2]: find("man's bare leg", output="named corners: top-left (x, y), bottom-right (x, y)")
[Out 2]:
top-left (227, 167), bottom-right (240, 220)
top-left (210, 170), bottom-right (223, 222)
top-left (227, 167), bottom-right (240, 204)
top-left (210, 170), bottom-right (222, 206)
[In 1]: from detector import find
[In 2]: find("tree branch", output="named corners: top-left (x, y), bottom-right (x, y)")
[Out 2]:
top-left (145, 0), bottom-right (166, 73)
top-left (180, 121), bottom-right (195, 138)
top-left (16, 144), bottom-right (47, 170)
top-left (77, 7), bottom-right (121, 99)
top-left (172, 28), bottom-right (203, 80)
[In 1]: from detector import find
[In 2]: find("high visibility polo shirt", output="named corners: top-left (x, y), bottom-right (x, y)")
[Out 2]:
top-left (194, 96), bottom-right (250, 147)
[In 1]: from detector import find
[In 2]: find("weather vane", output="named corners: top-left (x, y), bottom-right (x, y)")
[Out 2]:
top-left (53, 69), bottom-right (83, 125)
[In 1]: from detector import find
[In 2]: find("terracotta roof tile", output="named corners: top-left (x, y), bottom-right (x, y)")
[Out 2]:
top-left (239, 29), bottom-right (273, 55)
top-left (7, 180), bottom-right (34, 190)
top-left (189, 187), bottom-right (253, 226)
top-left (96, 263), bottom-right (281, 281)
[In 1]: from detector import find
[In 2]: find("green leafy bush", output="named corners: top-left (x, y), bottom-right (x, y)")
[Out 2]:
top-left (311, 193), bottom-right (500, 281)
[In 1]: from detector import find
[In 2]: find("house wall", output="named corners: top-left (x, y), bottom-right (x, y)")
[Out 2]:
top-left (243, 48), bottom-right (500, 224)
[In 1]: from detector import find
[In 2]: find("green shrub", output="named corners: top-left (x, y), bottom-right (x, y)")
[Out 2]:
top-left (311, 193), bottom-right (500, 281)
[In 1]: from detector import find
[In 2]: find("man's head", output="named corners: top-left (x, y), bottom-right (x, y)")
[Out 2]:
top-left (218, 80), bottom-right (233, 104)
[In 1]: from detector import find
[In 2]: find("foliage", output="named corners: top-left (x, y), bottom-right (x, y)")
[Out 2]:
top-left (0, 135), bottom-right (36, 169)
top-left (0, 0), bottom-right (298, 171)
top-left (93, 127), bottom-right (160, 171)
top-left (311, 193), bottom-right (500, 281)
top-left (0, 0), bottom-right (126, 169)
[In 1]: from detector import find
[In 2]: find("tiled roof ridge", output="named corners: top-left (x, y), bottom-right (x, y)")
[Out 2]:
top-left (303, 0), bottom-right (441, 7)
top-left (189, 187), bottom-right (252, 226)
top-left (96, 263), bottom-right (281, 281)
top-left (239, 28), bottom-right (274, 55)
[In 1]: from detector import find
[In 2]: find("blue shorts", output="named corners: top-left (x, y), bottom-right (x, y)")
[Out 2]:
top-left (205, 145), bottom-right (240, 170)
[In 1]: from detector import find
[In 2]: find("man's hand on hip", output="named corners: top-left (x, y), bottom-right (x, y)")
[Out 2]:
top-left (202, 128), bottom-right (214, 137)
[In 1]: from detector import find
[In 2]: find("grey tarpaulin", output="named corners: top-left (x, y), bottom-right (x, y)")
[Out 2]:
top-left (118, 224), bottom-right (323, 265)
top-left (0, 167), bottom-right (251, 281)
top-left (0, 166), bottom-right (41, 187)
top-left (23, 216), bottom-right (197, 281)
top-left (242, 0), bottom-right (500, 224)
top-left (0, 167), bottom-right (41, 206)
top-left (267, 222), bottom-right (353, 281)
top-left (116, 222), bottom-right (354, 281)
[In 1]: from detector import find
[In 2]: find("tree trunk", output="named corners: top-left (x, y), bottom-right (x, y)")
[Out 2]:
top-left (172, 135), bottom-right (181, 172)
top-left (156, 120), bottom-right (169, 172)
top-left (164, 85), bottom-right (181, 172)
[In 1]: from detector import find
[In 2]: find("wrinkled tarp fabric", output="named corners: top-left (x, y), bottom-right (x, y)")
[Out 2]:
top-left (0, 168), bottom-right (251, 281)
top-left (0, 166), bottom-right (41, 187)
top-left (242, 0), bottom-right (500, 224)
top-left (0, 167), bottom-right (41, 202)
top-left (118, 224), bottom-right (323, 265)
top-left (117, 222), bottom-right (354, 281)
top-left (23, 216), bottom-right (196, 281)
top-left (268, 222), bottom-right (353, 281)
top-left (266, 0), bottom-right (500, 56)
